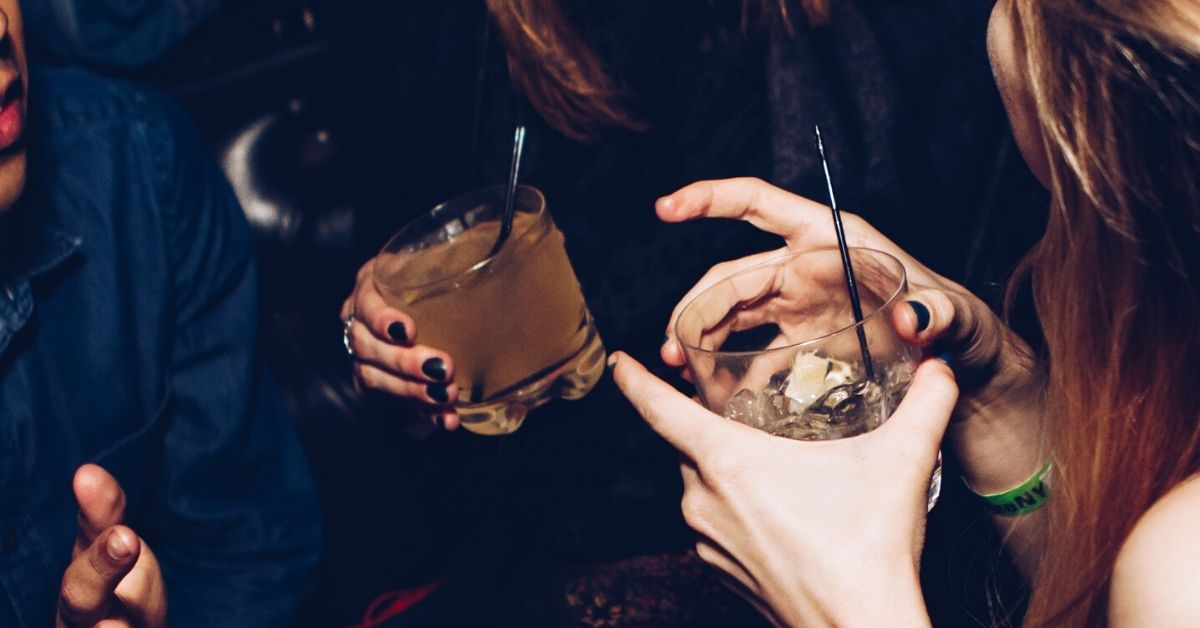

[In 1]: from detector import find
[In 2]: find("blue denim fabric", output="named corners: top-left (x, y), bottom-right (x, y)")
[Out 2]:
top-left (0, 67), bottom-right (321, 626)
top-left (22, 0), bottom-right (221, 69)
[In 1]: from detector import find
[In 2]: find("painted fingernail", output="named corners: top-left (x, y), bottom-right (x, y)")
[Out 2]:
top-left (427, 383), bottom-right (449, 403)
top-left (388, 322), bottom-right (408, 343)
top-left (107, 530), bottom-right (132, 560)
top-left (432, 413), bottom-right (444, 429)
top-left (606, 354), bottom-right (618, 371)
top-left (935, 351), bottom-right (953, 365)
top-left (422, 357), bottom-right (447, 381)
top-left (908, 301), bottom-right (930, 332)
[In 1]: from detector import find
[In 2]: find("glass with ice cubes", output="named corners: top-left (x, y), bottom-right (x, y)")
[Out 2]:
top-left (675, 247), bottom-right (940, 508)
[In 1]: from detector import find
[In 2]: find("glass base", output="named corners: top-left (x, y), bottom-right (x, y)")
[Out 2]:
top-left (457, 326), bottom-right (606, 436)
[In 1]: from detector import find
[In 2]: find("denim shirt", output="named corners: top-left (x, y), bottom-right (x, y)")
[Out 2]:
top-left (0, 67), bottom-right (321, 626)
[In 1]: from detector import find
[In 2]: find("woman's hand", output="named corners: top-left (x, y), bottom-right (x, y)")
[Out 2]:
top-left (341, 258), bottom-right (461, 430)
top-left (656, 178), bottom-right (1047, 493)
top-left (611, 352), bottom-right (957, 627)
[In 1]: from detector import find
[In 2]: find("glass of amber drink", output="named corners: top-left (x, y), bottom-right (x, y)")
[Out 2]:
top-left (373, 185), bottom-right (606, 435)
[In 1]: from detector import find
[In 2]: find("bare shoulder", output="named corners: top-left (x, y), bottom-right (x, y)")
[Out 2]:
top-left (1110, 475), bottom-right (1200, 626)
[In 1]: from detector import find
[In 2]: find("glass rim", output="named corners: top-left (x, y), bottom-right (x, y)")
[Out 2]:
top-left (373, 184), bottom-right (547, 293)
top-left (674, 247), bottom-right (908, 357)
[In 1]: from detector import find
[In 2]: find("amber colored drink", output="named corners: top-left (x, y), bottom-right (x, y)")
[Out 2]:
top-left (373, 186), bottom-right (605, 435)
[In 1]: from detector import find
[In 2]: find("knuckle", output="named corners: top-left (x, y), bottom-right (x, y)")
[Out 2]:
top-left (356, 260), bottom-right (374, 282)
top-left (357, 365), bottom-right (382, 390)
top-left (58, 581), bottom-right (89, 618)
top-left (390, 348), bottom-right (413, 375)
top-left (740, 176), bottom-right (767, 193)
top-left (701, 448), bottom-right (741, 480)
top-left (680, 495), bottom-right (711, 537)
top-left (694, 541), bottom-right (720, 567)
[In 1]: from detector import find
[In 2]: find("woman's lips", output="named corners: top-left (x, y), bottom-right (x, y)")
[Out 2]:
top-left (0, 82), bottom-right (24, 153)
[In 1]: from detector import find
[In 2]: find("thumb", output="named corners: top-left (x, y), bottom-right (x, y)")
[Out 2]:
top-left (609, 351), bottom-right (735, 458)
top-left (73, 465), bottom-right (127, 551)
top-left (877, 358), bottom-right (959, 452)
top-left (57, 526), bottom-right (140, 627)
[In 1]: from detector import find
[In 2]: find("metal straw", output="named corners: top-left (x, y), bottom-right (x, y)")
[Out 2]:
top-left (814, 125), bottom-right (876, 381)
top-left (488, 125), bottom-right (527, 258)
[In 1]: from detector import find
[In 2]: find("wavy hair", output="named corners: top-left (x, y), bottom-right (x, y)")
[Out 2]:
top-left (1009, 0), bottom-right (1200, 624)
top-left (484, 0), bottom-right (829, 141)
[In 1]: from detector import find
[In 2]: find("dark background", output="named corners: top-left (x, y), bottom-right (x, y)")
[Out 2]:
top-left (26, 1), bottom-right (1045, 625)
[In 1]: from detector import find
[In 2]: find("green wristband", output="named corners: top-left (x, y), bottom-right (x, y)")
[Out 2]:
top-left (968, 461), bottom-right (1052, 516)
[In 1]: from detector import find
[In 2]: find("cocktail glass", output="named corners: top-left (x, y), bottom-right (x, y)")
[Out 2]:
top-left (373, 185), bottom-right (606, 435)
top-left (675, 247), bottom-right (941, 509)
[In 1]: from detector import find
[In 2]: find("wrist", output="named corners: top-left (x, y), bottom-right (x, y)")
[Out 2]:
top-left (948, 392), bottom-right (1047, 494)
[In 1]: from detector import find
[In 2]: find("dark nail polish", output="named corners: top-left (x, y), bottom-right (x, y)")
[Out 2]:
top-left (427, 383), bottom-right (449, 403)
top-left (908, 301), bottom-right (931, 332)
top-left (935, 351), bottom-right (954, 365)
top-left (422, 357), bottom-right (447, 381)
top-left (433, 414), bottom-right (444, 429)
top-left (388, 322), bottom-right (408, 343)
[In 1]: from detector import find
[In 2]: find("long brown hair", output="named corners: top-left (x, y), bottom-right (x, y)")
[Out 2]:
top-left (484, 0), bottom-right (829, 141)
top-left (1010, 0), bottom-right (1200, 625)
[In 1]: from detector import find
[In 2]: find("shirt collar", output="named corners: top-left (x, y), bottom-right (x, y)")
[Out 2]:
top-left (0, 201), bottom-right (83, 284)
top-left (0, 203), bottom-right (83, 357)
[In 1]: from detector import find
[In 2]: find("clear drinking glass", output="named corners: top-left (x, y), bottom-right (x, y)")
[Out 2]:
top-left (675, 248), bottom-right (941, 510)
top-left (372, 185), bottom-right (607, 435)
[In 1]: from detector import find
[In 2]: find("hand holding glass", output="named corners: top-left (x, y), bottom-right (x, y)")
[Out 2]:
top-left (675, 248), bottom-right (940, 508)
top-left (372, 185), bottom-right (606, 435)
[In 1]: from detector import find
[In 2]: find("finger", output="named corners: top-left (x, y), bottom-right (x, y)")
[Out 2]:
top-left (352, 271), bottom-right (415, 346)
top-left (431, 410), bottom-right (461, 431)
top-left (113, 543), bottom-right (169, 627)
top-left (341, 259), bottom-right (377, 321)
top-left (663, 248), bottom-right (786, 363)
top-left (655, 178), bottom-right (836, 245)
top-left (58, 526), bottom-right (139, 627)
top-left (73, 465), bottom-right (126, 552)
top-left (695, 537), bottom-right (759, 594)
top-left (877, 359), bottom-right (959, 451)
top-left (656, 178), bottom-right (942, 285)
top-left (348, 319), bottom-right (454, 383)
top-left (610, 352), bottom-right (739, 458)
top-left (355, 362), bottom-right (458, 407)
top-left (892, 289), bottom-right (1010, 373)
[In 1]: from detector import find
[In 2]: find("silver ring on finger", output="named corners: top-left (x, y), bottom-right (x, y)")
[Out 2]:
top-left (343, 313), bottom-right (356, 358)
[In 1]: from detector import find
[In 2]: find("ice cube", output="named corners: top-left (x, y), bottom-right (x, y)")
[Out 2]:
top-left (767, 368), bottom-right (791, 394)
top-left (783, 353), bottom-right (828, 404)
top-left (763, 391), bottom-right (805, 424)
top-left (724, 388), bottom-right (765, 429)
top-left (783, 352), bottom-right (858, 405)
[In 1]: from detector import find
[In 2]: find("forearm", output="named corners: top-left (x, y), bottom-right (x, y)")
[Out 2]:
top-left (948, 380), bottom-right (1049, 580)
